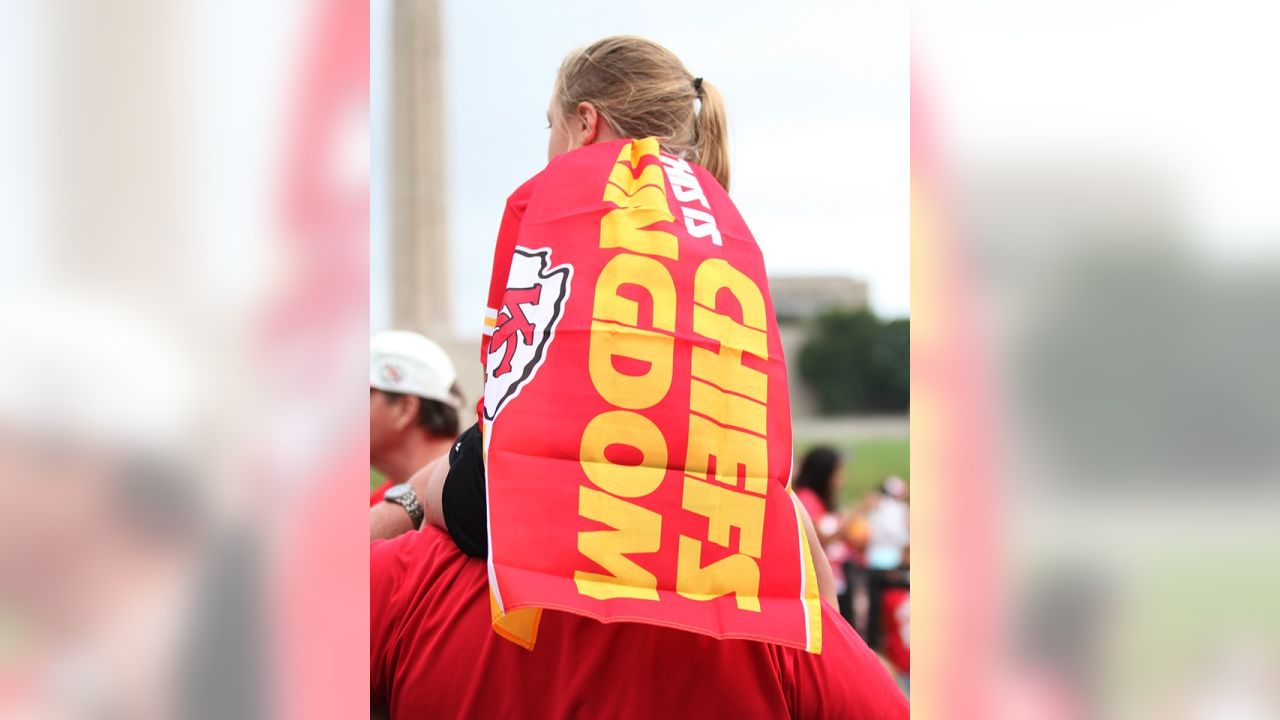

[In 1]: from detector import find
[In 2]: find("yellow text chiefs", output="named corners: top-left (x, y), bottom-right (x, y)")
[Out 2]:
top-left (575, 139), bottom-right (771, 613)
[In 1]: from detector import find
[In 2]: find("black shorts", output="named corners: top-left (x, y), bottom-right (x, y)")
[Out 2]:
top-left (441, 422), bottom-right (489, 558)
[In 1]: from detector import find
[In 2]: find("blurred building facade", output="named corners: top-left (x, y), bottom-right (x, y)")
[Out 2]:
top-left (770, 275), bottom-right (869, 323)
top-left (771, 275), bottom-right (870, 417)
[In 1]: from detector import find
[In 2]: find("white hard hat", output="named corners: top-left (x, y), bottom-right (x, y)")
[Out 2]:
top-left (370, 330), bottom-right (459, 407)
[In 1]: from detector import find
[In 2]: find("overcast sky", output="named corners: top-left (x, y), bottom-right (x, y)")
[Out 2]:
top-left (915, 0), bottom-right (1280, 259)
top-left (371, 0), bottom-right (910, 337)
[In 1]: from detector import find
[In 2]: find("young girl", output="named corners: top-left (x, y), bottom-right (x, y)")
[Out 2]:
top-left (371, 35), bottom-right (836, 604)
top-left (793, 446), bottom-right (856, 617)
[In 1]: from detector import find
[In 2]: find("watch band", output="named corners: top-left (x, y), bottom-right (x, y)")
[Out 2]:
top-left (384, 483), bottom-right (425, 530)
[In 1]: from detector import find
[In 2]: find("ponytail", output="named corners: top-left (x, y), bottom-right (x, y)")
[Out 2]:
top-left (693, 79), bottom-right (730, 191)
top-left (557, 37), bottom-right (732, 191)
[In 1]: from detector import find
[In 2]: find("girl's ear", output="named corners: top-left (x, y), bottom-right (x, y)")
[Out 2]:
top-left (576, 101), bottom-right (600, 146)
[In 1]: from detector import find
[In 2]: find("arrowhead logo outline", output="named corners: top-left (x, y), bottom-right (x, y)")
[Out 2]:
top-left (483, 247), bottom-right (573, 422)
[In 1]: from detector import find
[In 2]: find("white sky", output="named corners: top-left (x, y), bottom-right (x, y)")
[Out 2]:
top-left (371, 0), bottom-right (910, 337)
top-left (915, 0), bottom-right (1280, 258)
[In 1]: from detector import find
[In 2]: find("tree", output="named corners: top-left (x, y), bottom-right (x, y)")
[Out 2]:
top-left (797, 310), bottom-right (909, 413)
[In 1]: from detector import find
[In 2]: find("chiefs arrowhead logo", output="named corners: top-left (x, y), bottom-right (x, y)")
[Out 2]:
top-left (483, 247), bottom-right (573, 422)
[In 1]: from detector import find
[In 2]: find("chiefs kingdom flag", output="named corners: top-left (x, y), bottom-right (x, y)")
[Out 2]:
top-left (478, 138), bottom-right (822, 653)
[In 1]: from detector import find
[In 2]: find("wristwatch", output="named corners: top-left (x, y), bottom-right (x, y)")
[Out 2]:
top-left (383, 483), bottom-right (425, 530)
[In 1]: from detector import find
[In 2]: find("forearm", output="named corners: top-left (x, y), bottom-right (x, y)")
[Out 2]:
top-left (370, 454), bottom-right (449, 542)
top-left (369, 499), bottom-right (413, 541)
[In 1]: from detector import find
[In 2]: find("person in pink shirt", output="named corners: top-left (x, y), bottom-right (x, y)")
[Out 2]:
top-left (793, 446), bottom-right (855, 618)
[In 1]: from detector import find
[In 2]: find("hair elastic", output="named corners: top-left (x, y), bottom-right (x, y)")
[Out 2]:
top-left (693, 77), bottom-right (703, 95)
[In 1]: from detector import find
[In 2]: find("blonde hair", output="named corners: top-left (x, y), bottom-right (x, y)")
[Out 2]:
top-left (555, 36), bottom-right (731, 191)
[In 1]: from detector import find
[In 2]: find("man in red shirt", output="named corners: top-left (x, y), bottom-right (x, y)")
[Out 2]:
top-left (371, 526), bottom-right (909, 719)
top-left (369, 330), bottom-right (462, 505)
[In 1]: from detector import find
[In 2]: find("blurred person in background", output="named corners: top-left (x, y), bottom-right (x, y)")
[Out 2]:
top-left (864, 476), bottom-right (909, 570)
top-left (839, 475), bottom-right (911, 691)
top-left (369, 330), bottom-right (462, 505)
top-left (793, 446), bottom-right (856, 619)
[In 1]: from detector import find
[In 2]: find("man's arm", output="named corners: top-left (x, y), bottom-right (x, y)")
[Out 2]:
top-left (788, 603), bottom-right (909, 719)
top-left (370, 453), bottom-right (450, 541)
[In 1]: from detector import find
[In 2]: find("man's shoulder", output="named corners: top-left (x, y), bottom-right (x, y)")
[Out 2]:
top-left (776, 603), bottom-right (909, 719)
top-left (371, 526), bottom-right (469, 594)
top-left (372, 525), bottom-right (457, 566)
top-left (371, 530), bottom-right (907, 719)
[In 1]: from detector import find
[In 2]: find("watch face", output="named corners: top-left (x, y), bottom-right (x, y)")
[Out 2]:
top-left (384, 483), bottom-right (411, 502)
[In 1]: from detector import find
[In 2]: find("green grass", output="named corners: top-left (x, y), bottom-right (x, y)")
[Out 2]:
top-left (794, 437), bottom-right (910, 506)
top-left (371, 467), bottom-right (387, 492)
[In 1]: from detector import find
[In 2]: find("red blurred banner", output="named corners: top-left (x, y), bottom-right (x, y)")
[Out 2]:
top-left (480, 138), bottom-right (822, 652)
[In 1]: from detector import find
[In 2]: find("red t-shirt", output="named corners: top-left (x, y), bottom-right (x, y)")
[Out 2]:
top-left (371, 527), bottom-right (908, 719)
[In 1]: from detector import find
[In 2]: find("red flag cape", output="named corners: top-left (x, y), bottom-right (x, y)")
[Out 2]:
top-left (479, 138), bottom-right (821, 653)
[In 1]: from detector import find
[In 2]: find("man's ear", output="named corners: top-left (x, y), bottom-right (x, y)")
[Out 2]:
top-left (576, 101), bottom-right (600, 146)
top-left (393, 394), bottom-right (420, 432)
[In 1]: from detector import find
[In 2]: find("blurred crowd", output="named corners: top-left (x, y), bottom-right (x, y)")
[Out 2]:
top-left (793, 445), bottom-right (911, 692)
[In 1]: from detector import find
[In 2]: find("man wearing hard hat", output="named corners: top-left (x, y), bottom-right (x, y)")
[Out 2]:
top-left (369, 330), bottom-right (461, 509)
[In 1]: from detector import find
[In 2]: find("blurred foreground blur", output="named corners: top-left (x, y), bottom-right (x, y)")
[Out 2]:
top-left (915, 2), bottom-right (1280, 718)
top-left (4, 0), bottom-right (1278, 717)
top-left (0, 2), bottom-right (367, 717)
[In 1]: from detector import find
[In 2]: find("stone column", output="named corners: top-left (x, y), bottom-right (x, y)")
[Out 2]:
top-left (388, 0), bottom-right (450, 340)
